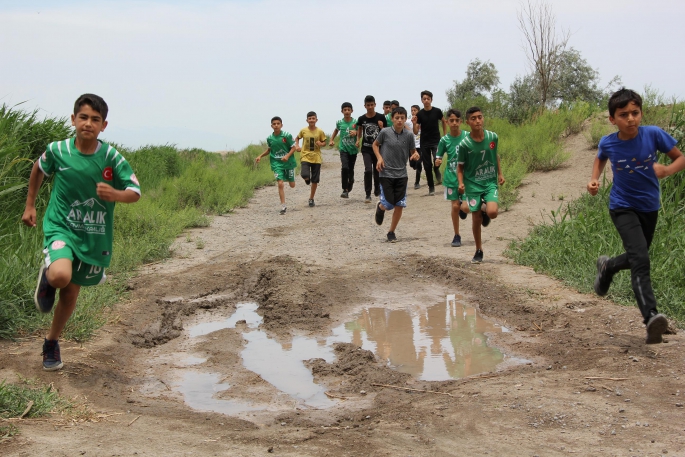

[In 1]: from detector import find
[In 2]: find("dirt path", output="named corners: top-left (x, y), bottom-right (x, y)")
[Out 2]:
top-left (2, 132), bottom-right (684, 457)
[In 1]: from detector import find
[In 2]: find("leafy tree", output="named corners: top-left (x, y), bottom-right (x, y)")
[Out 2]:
top-left (446, 59), bottom-right (500, 110)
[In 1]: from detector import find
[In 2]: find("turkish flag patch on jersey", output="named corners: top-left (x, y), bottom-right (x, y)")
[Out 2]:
top-left (489, 142), bottom-right (496, 150)
top-left (103, 167), bottom-right (113, 181)
top-left (282, 138), bottom-right (287, 143)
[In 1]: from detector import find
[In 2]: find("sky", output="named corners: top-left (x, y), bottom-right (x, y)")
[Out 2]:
top-left (1, 0), bottom-right (683, 152)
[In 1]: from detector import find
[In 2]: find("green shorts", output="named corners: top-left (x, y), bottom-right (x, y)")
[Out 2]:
top-left (271, 164), bottom-right (296, 182)
top-left (444, 186), bottom-right (463, 202)
top-left (44, 238), bottom-right (106, 287)
top-left (464, 183), bottom-right (499, 212)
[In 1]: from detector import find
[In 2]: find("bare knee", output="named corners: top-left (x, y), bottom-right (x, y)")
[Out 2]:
top-left (288, 182), bottom-right (295, 188)
top-left (277, 181), bottom-right (285, 190)
top-left (487, 209), bottom-right (498, 219)
top-left (47, 263), bottom-right (72, 289)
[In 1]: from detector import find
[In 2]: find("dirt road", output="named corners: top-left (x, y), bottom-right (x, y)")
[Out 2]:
top-left (2, 133), bottom-right (684, 457)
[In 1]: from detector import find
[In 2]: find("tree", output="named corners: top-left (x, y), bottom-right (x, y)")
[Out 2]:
top-left (446, 59), bottom-right (500, 110)
top-left (517, 0), bottom-right (570, 107)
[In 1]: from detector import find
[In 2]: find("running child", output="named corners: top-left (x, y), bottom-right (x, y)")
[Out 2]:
top-left (383, 100), bottom-right (392, 127)
top-left (21, 94), bottom-right (141, 371)
top-left (255, 116), bottom-right (297, 214)
top-left (434, 109), bottom-right (469, 247)
top-left (295, 111), bottom-right (327, 207)
top-left (356, 95), bottom-right (387, 203)
top-left (329, 102), bottom-right (358, 198)
top-left (373, 106), bottom-right (420, 242)
top-left (410, 104), bottom-right (423, 189)
top-left (457, 106), bottom-right (505, 263)
top-left (587, 88), bottom-right (684, 344)
top-left (413, 90), bottom-right (448, 195)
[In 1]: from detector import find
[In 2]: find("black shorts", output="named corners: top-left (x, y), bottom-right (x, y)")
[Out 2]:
top-left (379, 176), bottom-right (408, 207)
top-left (301, 162), bottom-right (321, 183)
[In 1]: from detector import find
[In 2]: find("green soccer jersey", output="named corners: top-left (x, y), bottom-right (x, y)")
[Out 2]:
top-left (38, 138), bottom-right (141, 268)
top-left (385, 113), bottom-right (392, 127)
top-left (457, 130), bottom-right (499, 193)
top-left (336, 118), bottom-right (358, 155)
top-left (436, 130), bottom-right (468, 189)
top-left (266, 131), bottom-right (296, 168)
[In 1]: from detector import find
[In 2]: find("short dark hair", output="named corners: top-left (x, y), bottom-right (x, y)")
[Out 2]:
top-left (364, 95), bottom-right (375, 104)
top-left (446, 108), bottom-right (462, 119)
top-left (391, 106), bottom-right (408, 118)
top-left (74, 93), bottom-right (108, 120)
top-left (383, 100), bottom-right (391, 107)
top-left (411, 104), bottom-right (420, 111)
top-left (608, 88), bottom-right (642, 117)
top-left (306, 111), bottom-right (317, 118)
top-left (465, 106), bottom-right (482, 118)
top-left (390, 100), bottom-right (399, 106)
top-left (420, 90), bottom-right (433, 100)
top-left (341, 102), bottom-right (353, 110)
top-left (271, 116), bottom-right (282, 123)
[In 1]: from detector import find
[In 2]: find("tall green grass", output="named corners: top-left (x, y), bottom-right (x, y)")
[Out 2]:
top-left (508, 100), bottom-right (685, 323)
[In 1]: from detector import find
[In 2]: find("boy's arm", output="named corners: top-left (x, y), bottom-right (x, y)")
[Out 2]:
top-left (587, 156), bottom-right (608, 196)
top-left (457, 163), bottom-right (465, 194)
top-left (21, 161), bottom-right (45, 227)
top-left (294, 135), bottom-right (301, 152)
top-left (654, 146), bottom-right (685, 179)
top-left (409, 148), bottom-right (420, 162)
top-left (255, 147), bottom-right (270, 163)
top-left (435, 140), bottom-right (445, 167)
top-left (329, 128), bottom-right (339, 147)
top-left (497, 155), bottom-right (505, 185)
top-left (355, 125), bottom-right (363, 148)
top-left (441, 117), bottom-right (448, 136)
top-left (372, 139), bottom-right (384, 172)
top-left (96, 184), bottom-right (140, 203)
top-left (316, 130), bottom-right (327, 147)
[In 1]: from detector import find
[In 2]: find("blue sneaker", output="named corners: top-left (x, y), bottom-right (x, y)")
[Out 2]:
top-left (42, 339), bottom-right (63, 371)
top-left (451, 235), bottom-right (462, 247)
top-left (34, 265), bottom-right (56, 314)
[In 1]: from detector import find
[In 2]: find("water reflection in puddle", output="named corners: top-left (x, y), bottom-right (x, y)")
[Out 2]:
top-left (178, 296), bottom-right (517, 415)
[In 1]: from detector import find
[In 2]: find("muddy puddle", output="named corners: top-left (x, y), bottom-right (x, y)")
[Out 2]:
top-left (172, 294), bottom-right (521, 415)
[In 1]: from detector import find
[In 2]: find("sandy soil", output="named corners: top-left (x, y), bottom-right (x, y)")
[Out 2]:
top-left (2, 130), bottom-right (684, 457)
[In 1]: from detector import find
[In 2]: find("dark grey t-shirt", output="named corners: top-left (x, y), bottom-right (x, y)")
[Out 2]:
top-left (376, 127), bottom-right (416, 178)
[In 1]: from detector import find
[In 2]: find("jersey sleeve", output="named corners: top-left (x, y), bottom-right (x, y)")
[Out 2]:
top-left (375, 129), bottom-right (385, 145)
top-left (297, 129), bottom-right (305, 139)
top-left (284, 133), bottom-right (294, 149)
top-left (457, 142), bottom-right (467, 164)
top-left (318, 129), bottom-right (326, 141)
top-left (110, 147), bottom-right (141, 195)
top-left (653, 126), bottom-right (678, 153)
top-left (436, 137), bottom-right (447, 158)
top-left (597, 135), bottom-right (610, 160)
top-left (38, 143), bottom-right (57, 176)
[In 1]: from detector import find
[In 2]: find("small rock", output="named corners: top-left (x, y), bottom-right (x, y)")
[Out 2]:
top-left (619, 408), bottom-right (625, 413)
top-left (236, 319), bottom-right (247, 325)
top-left (675, 403), bottom-right (683, 407)
top-left (360, 390), bottom-right (367, 395)
top-left (611, 430), bottom-right (616, 435)
top-left (281, 422), bottom-right (286, 426)
top-left (268, 446), bottom-right (274, 453)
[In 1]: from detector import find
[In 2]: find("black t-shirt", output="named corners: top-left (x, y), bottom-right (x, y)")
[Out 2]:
top-left (357, 113), bottom-right (387, 151)
top-left (416, 107), bottom-right (444, 147)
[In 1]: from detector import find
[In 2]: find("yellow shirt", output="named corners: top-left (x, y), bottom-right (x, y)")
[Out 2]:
top-left (297, 127), bottom-right (326, 164)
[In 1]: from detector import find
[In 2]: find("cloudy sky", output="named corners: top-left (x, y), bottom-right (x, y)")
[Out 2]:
top-left (1, 0), bottom-right (683, 151)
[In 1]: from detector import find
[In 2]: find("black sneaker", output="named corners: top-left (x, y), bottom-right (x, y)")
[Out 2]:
top-left (428, 187), bottom-right (435, 196)
top-left (304, 179), bottom-right (311, 186)
top-left (364, 194), bottom-right (372, 203)
top-left (414, 183), bottom-right (420, 190)
top-left (387, 231), bottom-right (397, 243)
top-left (280, 206), bottom-right (287, 215)
top-left (308, 199), bottom-right (315, 207)
top-left (375, 202), bottom-right (385, 225)
top-left (341, 191), bottom-right (349, 199)
top-left (451, 235), bottom-right (462, 247)
top-left (459, 209), bottom-right (468, 220)
top-left (646, 313), bottom-right (668, 344)
top-left (593, 255), bottom-right (613, 296)
top-left (471, 249), bottom-right (484, 264)
top-left (42, 338), bottom-right (63, 371)
top-left (481, 211), bottom-right (491, 227)
top-left (34, 265), bottom-right (56, 314)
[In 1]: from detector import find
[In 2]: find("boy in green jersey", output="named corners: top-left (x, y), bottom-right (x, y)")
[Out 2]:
top-left (434, 109), bottom-right (469, 247)
top-left (295, 111), bottom-right (327, 207)
top-left (383, 101), bottom-right (392, 127)
top-left (255, 116), bottom-right (297, 214)
top-left (329, 102), bottom-right (358, 199)
top-left (457, 107), bottom-right (505, 263)
top-left (21, 94), bottom-right (141, 371)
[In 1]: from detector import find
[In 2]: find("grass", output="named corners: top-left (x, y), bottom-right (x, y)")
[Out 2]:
top-left (0, 377), bottom-right (72, 419)
top-left (507, 99), bottom-right (685, 324)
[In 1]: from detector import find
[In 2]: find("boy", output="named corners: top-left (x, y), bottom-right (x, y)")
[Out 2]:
top-left (434, 109), bottom-right (469, 247)
top-left (373, 107), bottom-right (420, 242)
top-left (329, 102), bottom-right (358, 198)
top-left (356, 96), bottom-right (388, 203)
top-left (457, 106), bottom-right (505, 263)
top-left (255, 116), bottom-right (297, 214)
top-left (587, 88), bottom-right (684, 344)
top-left (410, 105), bottom-right (423, 189)
top-left (412, 90), bottom-right (448, 195)
top-left (295, 111), bottom-right (327, 207)
top-left (21, 94), bottom-right (141, 371)
top-left (383, 101), bottom-right (392, 127)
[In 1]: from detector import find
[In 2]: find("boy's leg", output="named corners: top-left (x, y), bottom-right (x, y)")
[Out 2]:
top-left (277, 180), bottom-right (286, 205)
top-left (415, 152), bottom-right (423, 188)
top-left (300, 162), bottom-right (311, 185)
top-left (388, 207), bottom-right (403, 233)
top-left (309, 164), bottom-right (321, 201)
top-left (471, 210), bottom-right (483, 250)
top-left (362, 151), bottom-right (373, 197)
top-left (46, 281), bottom-right (81, 341)
top-left (450, 200), bottom-right (461, 235)
top-left (485, 201), bottom-right (499, 220)
top-left (340, 152), bottom-right (350, 191)
top-left (348, 154), bottom-right (357, 192)
top-left (46, 258), bottom-right (73, 289)
top-left (421, 146), bottom-right (435, 190)
top-left (372, 155), bottom-right (380, 196)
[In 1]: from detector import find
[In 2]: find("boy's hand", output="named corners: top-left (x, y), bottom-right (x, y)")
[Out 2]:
top-left (377, 120), bottom-right (384, 128)
top-left (653, 162), bottom-right (668, 179)
top-left (255, 156), bottom-right (262, 164)
top-left (458, 183), bottom-right (465, 194)
top-left (316, 140), bottom-right (326, 147)
top-left (21, 206), bottom-right (37, 227)
top-left (281, 156), bottom-right (289, 162)
top-left (498, 174), bottom-right (505, 185)
top-left (349, 130), bottom-right (357, 137)
top-left (295, 146), bottom-right (301, 152)
top-left (376, 157), bottom-right (385, 172)
top-left (435, 158), bottom-right (442, 167)
top-left (328, 140), bottom-right (334, 147)
top-left (587, 179), bottom-right (600, 196)
top-left (411, 115), bottom-right (417, 124)
top-left (96, 182), bottom-right (119, 202)
top-left (355, 140), bottom-right (360, 148)
top-left (410, 152), bottom-right (420, 162)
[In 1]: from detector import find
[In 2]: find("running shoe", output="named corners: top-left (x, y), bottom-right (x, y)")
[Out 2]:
top-left (375, 202), bottom-right (385, 225)
top-left (365, 194), bottom-right (372, 203)
top-left (308, 199), bottom-right (315, 207)
top-left (280, 206), bottom-right (287, 215)
top-left (414, 183), bottom-right (420, 190)
top-left (387, 231), bottom-right (397, 243)
top-left (481, 210), bottom-right (491, 227)
top-left (459, 209), bottom-right (468, 220)
top-left (42, 338), bottom-right (63, 371)
top-left (428, 187), bottom-right (435, 196)
top-left (341, 191), bottom-right (349, 199)
top-left (451, 234), bottom-right (462, 247)
top-left (646, 313), bottom-right (668, 344)
top-left (593, 255), bottom-right (613, 296)
top-left (34, 264), bottom-right (56, 314)
top-left (471, 249), bottom-right (484, 264)
top-left (304, 179), bottom-right (311, 186)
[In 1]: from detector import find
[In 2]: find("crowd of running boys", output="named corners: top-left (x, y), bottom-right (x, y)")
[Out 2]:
top-left (22, 88), bottom-right (685, 372)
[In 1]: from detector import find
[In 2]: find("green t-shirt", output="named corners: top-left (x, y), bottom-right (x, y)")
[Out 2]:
top-left (38, 138), bottom-right (141, 267)
top-left (385, 113), bottom-right (392, 127)
top-left (335, 118), bottom-right (358, 155)
top-left (436, 130), bottom-right (468, 189)
top-left (457, 130), bottom-right (499, 193)
top-left (266, 131), bottom-right (296, 168)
